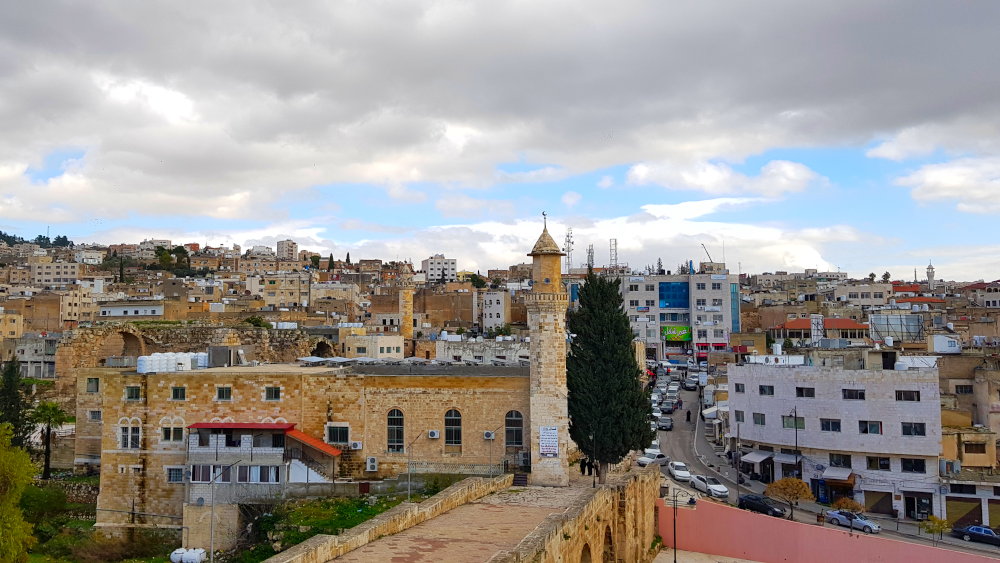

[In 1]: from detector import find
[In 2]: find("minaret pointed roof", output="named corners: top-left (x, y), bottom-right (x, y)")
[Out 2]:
top-left (528, 226), bottom-right (564, 256)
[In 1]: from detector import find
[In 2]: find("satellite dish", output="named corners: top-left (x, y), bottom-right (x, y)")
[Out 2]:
top-left (196, 497), bottom-right (205, 506)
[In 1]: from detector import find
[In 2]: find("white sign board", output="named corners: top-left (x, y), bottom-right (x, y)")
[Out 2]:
top-left (539, 426), bottom-right (559, 458)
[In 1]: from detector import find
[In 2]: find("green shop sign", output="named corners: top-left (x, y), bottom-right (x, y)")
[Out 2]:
top-left (661, 326), bottom-right (693, 341)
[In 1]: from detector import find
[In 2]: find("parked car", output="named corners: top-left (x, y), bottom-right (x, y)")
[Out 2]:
top-left (824, 510), bottom-right (881, 533)
top-left (667, 461), bottom-right (692, 481)
top-left (651, 407), bottom-right (662, 419)
top-left (952, 525), bottom-right (1000, 546)
top-left (657, 416), bottom-right (674, 431)
top-left (637, 452), bottom-right (670, 467)
top-left (682, 377), bottom-right (699, 391)
top-left (690, 475), bottom-right (729, 498)
top-left (662, 401), bottom-right (676, 414)
top-left (737, 494), bottom-right (786, 517)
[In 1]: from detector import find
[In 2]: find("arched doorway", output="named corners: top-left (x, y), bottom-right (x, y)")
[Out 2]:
top-left (603, 525), bottom-right (614, 562)
top-left (580, 543), bottom-right (592, 563)
top-left (95, 330), bottom-right (146, 360)
top-left (311, 341), bottom-right (334, 357)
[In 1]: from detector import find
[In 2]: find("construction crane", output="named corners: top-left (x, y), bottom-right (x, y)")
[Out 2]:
top-left (701, 243), bottom-right (714, 263)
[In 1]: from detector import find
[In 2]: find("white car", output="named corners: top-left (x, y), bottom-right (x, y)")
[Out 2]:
top-left (651, 408), bottom-right (662, 418)
top-left (667, 461), bottom-right (691, 481)
top-left (690, 474), bottom-right (729, 498)
top-left (638, 452), bottom-right (670, 467)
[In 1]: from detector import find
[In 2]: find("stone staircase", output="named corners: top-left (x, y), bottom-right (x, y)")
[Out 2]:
top-left (512, 473), bottom-right (529, 486)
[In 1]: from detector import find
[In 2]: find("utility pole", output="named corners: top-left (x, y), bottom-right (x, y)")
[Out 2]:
top-left (407, 431), bottom-right (423, 502)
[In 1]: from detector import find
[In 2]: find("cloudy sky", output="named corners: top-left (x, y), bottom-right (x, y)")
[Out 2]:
top-left (3, 2), bottom-right (999, 280)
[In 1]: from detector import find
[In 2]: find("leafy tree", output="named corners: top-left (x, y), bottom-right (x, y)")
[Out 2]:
top-left (155, 246), bottom-right (174, 270)
top-left (568, 271), bottom-right (654, 483)
top-left (831, 497), bottom-right (865, 514)
top-left (32, 401), bottom-right (69, 479)
top-left (468, 273), bottom-right (487, 289)
top-left (243, 315), bottom-right (272, 329)
top-left (310, 255), bottom-right (321, 269)
top-left (490, 277), bottom-right (503, 289)
top-left (0, 361), bottom-right (32, 448)
top-left (919, 515), bottom-right (951, 545)
top-left (867, 272), bottom-right (876, 282)
top-left (881, 271), bottom-right (891, 283)
top-left (764, 477), bottom-right (814, 520)
top-left (0, 423), bottom-right (36, 562)
top-left (171, 246), bottom-right (190, 269)
top-left (33, 235), bottom-right (51, 248)
top-left (782, 338), bottom-right (794, 351)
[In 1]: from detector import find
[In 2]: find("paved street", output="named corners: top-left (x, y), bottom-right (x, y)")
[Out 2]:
top-left (650, 384), bottom-right (1000, 559)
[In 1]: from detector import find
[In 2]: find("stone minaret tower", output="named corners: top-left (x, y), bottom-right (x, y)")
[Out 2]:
top-left (398, 282), bottom-right (415, 339)
top-left (526, 221), bottom-right (570, 486)
top-left (926, 261), bottom-right (936, 291)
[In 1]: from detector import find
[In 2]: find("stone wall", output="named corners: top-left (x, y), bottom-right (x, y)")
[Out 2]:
top-left (488, 468), bottom-right (659, 563)
top-left (265, 474), bottom-right (514, 563)
top-left (183, 503), bottom-right (243, 552)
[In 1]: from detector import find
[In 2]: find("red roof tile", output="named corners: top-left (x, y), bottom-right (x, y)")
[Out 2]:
top-left (286, 429), bottom-right (342, 457)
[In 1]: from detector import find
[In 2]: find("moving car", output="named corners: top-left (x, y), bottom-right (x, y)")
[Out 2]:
top-left (667, 461), bottom-right (692, 481)
top-left (952, 525), bottom-right (1000, 546)
top-left (637, 452), bottom-right (670, 467)
top-left (657, 416), bottom-right (674, 431)
top-left (682, 376), bottom-right (699, 391)
top-left (737, 494), bottom-right (786, 517)
top-left (690, 474), bottom-right (729, 498)
top-left (824, 510), bottom-right (881, 533)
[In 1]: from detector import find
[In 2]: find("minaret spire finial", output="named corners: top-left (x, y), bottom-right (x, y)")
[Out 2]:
top-left (542, 211), bottom-right (547, 228)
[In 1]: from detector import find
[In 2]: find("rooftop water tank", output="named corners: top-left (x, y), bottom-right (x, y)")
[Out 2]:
top-left (894, 361), bottom-right (908, 371)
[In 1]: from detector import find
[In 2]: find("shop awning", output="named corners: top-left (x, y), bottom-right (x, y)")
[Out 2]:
top-left (740, 451), bottom-right (773, 464)
top-left (822, 466), bottom-right (854, 481)
top-left (702, 406), bottom-right (718, 419)
top-left (773, 453), bottom-right (801, 464)
top-left (286, 429), bottom-right (342, 457)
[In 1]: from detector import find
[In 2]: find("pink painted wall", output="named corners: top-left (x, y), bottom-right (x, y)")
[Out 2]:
top-left (656, 498), bottom-right (994, 563)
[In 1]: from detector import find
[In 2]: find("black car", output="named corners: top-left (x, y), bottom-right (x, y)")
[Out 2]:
top-left (952, 525), bottom-right (1000, 546)
top-left (737, 494), bottom-right (786, 517)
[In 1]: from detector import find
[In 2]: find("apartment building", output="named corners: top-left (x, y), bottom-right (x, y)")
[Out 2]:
top-left (727, 363), bottom-right (941, 519)
top-left (833, 283), bottom-right (893, 309)
top-left (276, 239), bottom-right (298, 261)
top-left (247, 271), bottom-right (312, 308)
top-left (30, 260), bottom-right (81, 289)
top-left (481, 290), bottom-right (511, 331)
top-left (421, 254), bottom-right (457, 283)
top-left (620, 265), bottom-right (741, 360)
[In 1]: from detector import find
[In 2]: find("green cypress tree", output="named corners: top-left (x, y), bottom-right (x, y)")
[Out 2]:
top-left (327, 253), bottom-right (334, 272)
top-left (0, 423), bottom-right (36, 562)
top-left (567, 271), bottom-right (654, 483)
top-left (0, 361), bottom-right (31, 448)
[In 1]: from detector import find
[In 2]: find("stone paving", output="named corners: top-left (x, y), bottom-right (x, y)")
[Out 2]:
top-left (334, 480), bottom-right (594, 562)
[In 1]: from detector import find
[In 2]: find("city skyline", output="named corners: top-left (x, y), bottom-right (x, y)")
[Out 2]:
top-left (3, 3), bottom-right (999, 280)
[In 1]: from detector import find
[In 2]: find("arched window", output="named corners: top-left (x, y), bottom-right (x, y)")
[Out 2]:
top-left (444, 409), bottom-right (462, 449)
top-left (118, 417), bottom-right (141, 449)
top-left (505, 410), bottom-right (523, 447)
top-left (387, 409), bottom-right (404, 453)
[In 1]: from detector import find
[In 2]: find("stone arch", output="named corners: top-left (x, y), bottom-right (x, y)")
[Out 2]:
top-left (580, 543), bottom-right (592, 563)
top-left (89, 324), bottom-right (149, 364)
top-left (603, 525), bottom-right (614, 562)
top-left (311, 340), bottom-right (334, 357)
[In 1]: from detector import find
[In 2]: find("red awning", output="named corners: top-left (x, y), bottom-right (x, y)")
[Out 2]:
top-left (187, 422), bottom-right (296, 430)
top-left (286, 429), bottom-right (342, 457)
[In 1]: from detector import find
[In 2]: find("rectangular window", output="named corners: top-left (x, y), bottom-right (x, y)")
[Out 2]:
top-left (712, 298), bottom-right (723, 306)
top-left (712, 283), bottom-right (722, 290)
top-left (842, 389), bottom-right (866, 400)
top-left (734, 410), bottom-right (744, 423)
top-left (628, 284), bottom-right (639, 291)
top-left (88, 410), bottom-right (102, 422)
top-left (859, 420), bottom-right (883, 434)
top-left (753, 413), bottom-right (766, 426)
top-left (696, 283), bottom-right (706, 290)
top-left (86, 377), bottom-right (100, 393)
top-left (759, 385), bottom-right (774, 396)
top-left (628, 300), bottom-right (639, 307)
top-left (326, 425), bottom-right (349, 444)
top-left (782, 416), bottom-right (805, 430)
top-left (697, 329), bottom-right (707, 338)
top-left (162, 427), bottom-right (184, 442)
top-left (120, 426), bottom-right (140, 449)
top-left (901, 422), bottom-right (926, 436)
top-left (895, 390), bottom-right (920, 401)
top-left (171, 387), bottom-right (186, 401)
top-left (866, 456), bottom-right (890, 471)
top-left (828, 453), bottom-right (852, 468)
top-left (966, 443), bottom-right (987, 454)
top-left (901, 458), bottom-right (926, 473)
top-left (951, 484), bottom-right (977, 495)
top-left (645, 284), bottom-right (655, 291)
top-left (216, 386), bottom-right (232, 401)
top-left (125, 386), bottom-right (141, 401)
top-left (795, 387), bottom-right (815, 398)
top-left (645, 300), bottom-right (656, 307)
top-left (166, 467), bottom-right (184, 483)
top-left (734, 383), bottom-right (745, 393)
top-left (265, 386), bottom-right (281, 401)
top-left (191, 465), bottom-right (212, 482)
top-left (955, 385), bottom-right (974, 395)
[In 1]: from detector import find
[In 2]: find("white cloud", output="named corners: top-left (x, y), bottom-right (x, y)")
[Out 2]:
top-left (597, 175), bottom-right (614, 189)
top-left (561, 191), bottom-right (581, 207)
top-left (497, 166), bottom-right (567, 183)
top-left (434, 194), bottom-right (514, 219)
top-left (895, 157), bottom-right (1000, 213)
top-left (627, 160), bottom-right (820, 197)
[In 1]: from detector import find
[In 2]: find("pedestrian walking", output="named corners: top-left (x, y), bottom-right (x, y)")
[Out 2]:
top-left (685, 410), bottom-right (691, 423)
top-left (580, 458), bottom-right (587, 475)
top-left (587, 459), bottom-right (594, 476)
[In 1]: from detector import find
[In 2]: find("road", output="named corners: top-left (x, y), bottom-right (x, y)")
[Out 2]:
top-left (649, 383), bottom-right (1000, 559)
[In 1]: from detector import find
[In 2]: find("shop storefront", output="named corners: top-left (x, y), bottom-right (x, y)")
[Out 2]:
top-left (811, 467), bottom-right (856, 504)
top-left (740, 450), bottom-right (775, 483)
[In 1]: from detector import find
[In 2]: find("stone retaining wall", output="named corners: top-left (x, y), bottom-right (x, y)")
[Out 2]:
top-left (264, 474), bottom-right (514, 563)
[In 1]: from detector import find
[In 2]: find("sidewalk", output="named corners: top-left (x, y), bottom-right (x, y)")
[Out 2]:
top-left (687, 413), bottom-right (1000, 556)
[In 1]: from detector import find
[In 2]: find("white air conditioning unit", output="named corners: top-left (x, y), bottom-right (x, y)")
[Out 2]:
top-left (697, 306), bottom-right (705, 310)
top-left (350, 441), bottom-right (363, 450)
top-left (427, 430), bottom-right (440, 439)
top-left (695, 321), bottom-right (701, 325)
top-left (483, 431), bottom-right (496, 440)
top-left (365, 456), bottom-right (378, 472)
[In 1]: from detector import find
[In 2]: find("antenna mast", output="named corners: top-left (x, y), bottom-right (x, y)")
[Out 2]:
top-left (610, 238), bottom-right (618, 270)
top-left (586, 244), bottom-right (595, 270)
top-left (564, 228), bottom-right (574, 273)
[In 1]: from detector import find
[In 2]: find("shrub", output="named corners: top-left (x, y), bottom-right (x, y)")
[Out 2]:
top-left (20, 485), bottom-right (67, 523)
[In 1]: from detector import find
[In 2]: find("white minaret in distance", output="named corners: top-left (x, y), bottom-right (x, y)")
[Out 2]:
top-left (525, 218), bottom-right (570, 487)
top-left (927, 261), bottom-right (936, 291)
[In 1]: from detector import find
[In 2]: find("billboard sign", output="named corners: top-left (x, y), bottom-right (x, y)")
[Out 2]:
top-left (661, 326), bottom-right (693, 341)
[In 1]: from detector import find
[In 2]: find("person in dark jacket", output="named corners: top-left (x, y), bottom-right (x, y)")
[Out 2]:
top-left (686, 410), bottom-right (692, 423)
top-left (580, 458), bottom-right (587, 475)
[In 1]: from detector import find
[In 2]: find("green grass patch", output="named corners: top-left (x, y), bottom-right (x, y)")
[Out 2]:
top-left (62, 474), bottom-right (100, 486)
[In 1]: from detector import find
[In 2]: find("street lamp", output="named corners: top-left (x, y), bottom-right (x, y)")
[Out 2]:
top-left (407, 431), bottom-right (423, 503)
top-left (670, 488), bottom-right (698, 563)
top-left (589, 431), bottom-right (597, 488)
top-left (789, 406), bottom-right (800, 478)
top-left (209, 459), bottom-right (242, 563)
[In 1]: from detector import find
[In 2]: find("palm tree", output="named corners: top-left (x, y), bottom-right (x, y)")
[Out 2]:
top-left (33, 401), bottom-right (69, 479)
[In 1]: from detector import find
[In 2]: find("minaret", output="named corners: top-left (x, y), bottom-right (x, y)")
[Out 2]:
top-left (926, 261), bottom-right (936, 291)
top-left (398, 282), bottom-right (415, 340)
top-left (525, 219), bottom-right (570, 487)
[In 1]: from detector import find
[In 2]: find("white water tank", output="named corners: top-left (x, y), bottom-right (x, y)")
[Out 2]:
top-left (170, 548), bottom-right (187, 563)
top-left (196, 352), bottom-right (209, 368)
top-left (181, 548), bottom-right (207, 563)
top-left (136, 356), bottom-right (150, 374)
top-left (772, 343), bottom-right (782, 356)
top-left (884, 336), bottom-right (894, 347)
top-left (894, 361), bottom-right (908, 371)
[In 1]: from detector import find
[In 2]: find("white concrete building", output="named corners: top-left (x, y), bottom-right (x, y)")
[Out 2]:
top-left (99, 300), bottom-right (165, 319)
top-left (276, 239), bottom-right (298, 261)
top-left (833, 283), bottom-right (893, 308)
top-left (726, 363), bottom-right (941, 519)
top-left (481, 291), bottom-right (510, 331)
top-left (421, 254), bottom-right (457, 283)
top-left (74, 249), bottom-right (106, 265)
